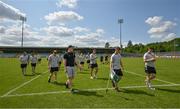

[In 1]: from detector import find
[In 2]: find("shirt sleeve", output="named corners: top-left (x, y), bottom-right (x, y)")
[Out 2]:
top-left (48, 55), bottom-right (51, 62)
top-left (63, 54), bottom-right (67, 60)
top-left (143, 53), bottom-right (147, 60)
top-left (110, 54), bottom-right (114, 63)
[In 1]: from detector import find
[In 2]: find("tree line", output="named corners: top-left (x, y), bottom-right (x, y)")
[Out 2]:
top-left (105, 38), bottom-right (180, 53)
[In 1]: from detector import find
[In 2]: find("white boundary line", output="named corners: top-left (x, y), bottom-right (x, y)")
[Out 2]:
top-left (1, 84), bottom-right (180, 98)
top-left (1, 70), bottom-right (48, 98)
top-left (124, 70), bottom-right (176, 85)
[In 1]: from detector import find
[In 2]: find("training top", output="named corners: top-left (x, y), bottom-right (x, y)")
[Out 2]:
top-left (64, 52), bottom-right (76, 67)
top-left (143, 52), bottom-right (155, 67)
top-left (79, 55), bottom-right (85, 62)
top-left (30, 55), bottom-right (38, 64)
top-left (90, 53), bottom-right (97, 64)
top-left (110, 53), bottom-right (122, 70)
top-left (48, 54), bottom-right (59, 68)
top-left (19, 54), bottom-right (29, 64)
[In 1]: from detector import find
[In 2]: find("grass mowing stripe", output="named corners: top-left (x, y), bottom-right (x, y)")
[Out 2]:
top-left (2, 84), bottom-right (180, 98)
top-left (1, 70), bottom-right (48, 97)
top-left (124, 70), bottom-right (176, 84)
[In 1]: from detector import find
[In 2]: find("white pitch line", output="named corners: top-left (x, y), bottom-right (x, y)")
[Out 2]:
top-left (1, 70), bottom-right (48, 98)
top-left (2, 84), bottom-right (180, 98)
top-left (124, 70), bottom-right (176, 85)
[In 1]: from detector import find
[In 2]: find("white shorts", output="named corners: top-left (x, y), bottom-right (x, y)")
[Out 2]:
top-left (66, 66), bottom-right (76, 78)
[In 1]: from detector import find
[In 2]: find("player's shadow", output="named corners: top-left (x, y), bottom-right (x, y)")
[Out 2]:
top-left (24, 74), bottom-right (35, 76)
top-left (51, 82), bottom-right (65, 86)
top-left (157, 88), bottom-right (180, 93)
top-left (35, 73), bottom-right (41, 75)
top-left (74, 90), bottom-right (104, 97)
top-left (97, 77), bottom-right (108, 81)
top-left (123, 89), bottom-right (155, 96)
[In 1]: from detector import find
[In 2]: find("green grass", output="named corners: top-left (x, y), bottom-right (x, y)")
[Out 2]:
top-left (0, 57), bottom-right (180, 108)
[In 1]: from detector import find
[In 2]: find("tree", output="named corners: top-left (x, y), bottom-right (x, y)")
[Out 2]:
top-left (105, 42), bottom-right (110, 48)
top-left (127, 40), bottom-right (133, 47)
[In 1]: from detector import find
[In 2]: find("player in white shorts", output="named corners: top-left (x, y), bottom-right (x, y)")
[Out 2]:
top-left (48, 50), bottom-right (60, 83)
top-left (30, 52), bottom-right (38, 75)
top-left (143, 47), bottom-right (156, 90)
top-left (19, 52), bottom-right (29, 76)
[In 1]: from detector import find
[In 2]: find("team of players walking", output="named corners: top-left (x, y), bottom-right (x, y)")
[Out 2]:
top-left (19, 45), bottom-right (157, 92)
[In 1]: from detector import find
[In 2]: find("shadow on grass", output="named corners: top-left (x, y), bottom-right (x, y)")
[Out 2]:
top-left (123, 89), bottom-right (155, 96)
top-left (74, 90), bottom-right (104, 97)
top-left (97, 77), bottom-right (108, 81)
top-left (78, 72), bottom-right (89, 75)
top-left (51, 82), bottom-right (65, 86)
top-left (157, 88), bottom-right (180, 93)
top-left (24, 74), bottom-right (35, 76)
top-left (35, 73), bottom-right (42, 75)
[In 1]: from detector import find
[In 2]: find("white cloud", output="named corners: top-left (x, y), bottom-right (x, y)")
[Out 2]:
top-left (145, 16), bottom-right (162, 26)
top-left (148, 21), bottom-right (176, 35)
top-left (96, 28), bottom-right (105, 34)
top-left (74, 26), bottom-right (89, 33)
top-left (145, 16), bottom-right (177, 41)
top-left (162, 33), bottom-right (176, 41)
top-left (56, 0), bottom-right (78, 9)
top-left (0, 26), bottom-right (5, 33)
top-left (42, 26), bottom-right (74, 37)
top-left (44, 11), bottom-right (83, 24)
top-left (0, 1), bottom-right (26, 21)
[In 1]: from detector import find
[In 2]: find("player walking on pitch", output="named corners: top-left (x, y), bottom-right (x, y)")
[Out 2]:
top-left (30, 52), bottom-right (38, 75)
top-left (90, 49), bottom-right (98, 79)
top-left (110, 47), bottom-right (124, 92)
top-left (143, 47), bottom-right (156, 90)
top-left (19, 52), bottom-right (29, 76)
top-left (48, 50), bottom-right (60, 83)
top-left (64, 45), bottom-right (80, 92)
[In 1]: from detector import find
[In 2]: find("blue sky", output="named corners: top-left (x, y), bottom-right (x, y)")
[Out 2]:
top-left (0, 0), bottom-right (179, 47)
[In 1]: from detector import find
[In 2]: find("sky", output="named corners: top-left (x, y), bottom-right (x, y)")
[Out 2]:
top-left (0, 0), bottom-right (180, 47)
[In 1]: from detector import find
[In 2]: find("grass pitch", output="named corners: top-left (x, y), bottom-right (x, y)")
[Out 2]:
top-left (0, 57), bottom-right (180, 108)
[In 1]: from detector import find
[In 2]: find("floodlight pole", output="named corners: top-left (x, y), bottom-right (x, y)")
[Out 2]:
top-left (174, 38), bottom-right (176, 58)
top-left (21, 20), bottom-right (24, 47)
top-left (118, 19), bottom-right (123, 48)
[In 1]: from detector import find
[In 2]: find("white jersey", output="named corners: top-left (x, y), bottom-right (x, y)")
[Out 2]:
top-left (59, 54), bottom-right (63, 62)
top-left (30, 55), bottom-right (38, 64)
top-left (90, 53), bottom-right (97, 64)
top-left (110, 53), bottom-right (122, 70)
top-left (19, 54), bottom-right (29, 64)
top-left (86, 54), bottom-right (90, 60)
top-left (143, 52), bottom-right (155, 67)
top-left (48, 54), bottom-right (59, 68)
top-left (79, 55), bottom-right (85, 62)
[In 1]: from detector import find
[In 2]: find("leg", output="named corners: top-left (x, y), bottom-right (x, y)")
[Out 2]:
top-left (54, 72), bottom-right (57, 82)
top-left (94, 67), bottom-right (98, 78)
top-left (149, 73), bottom-right (156, 80)
top-left (48, 72), bottom-right (53, 83)
top-left (90, 68), bottom-right (94, 79)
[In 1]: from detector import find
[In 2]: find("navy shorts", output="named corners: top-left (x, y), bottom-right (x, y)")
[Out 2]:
top-left (90, 63), bottom-right (98, 68)
top-left (21, 64), bottom-right (27, 68)
top-left (114, 69), bottom-right (123, 76)
top-left (87, 60), bottom-right (90, 63)
top-left (80, 62), bottom-right (84, 65)
top-left (31, 63), bottom-right (36, 67)
top-left (50, 67), bottom-right (59, 73)
top-left (145, 66), bottom-right (156, 74)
